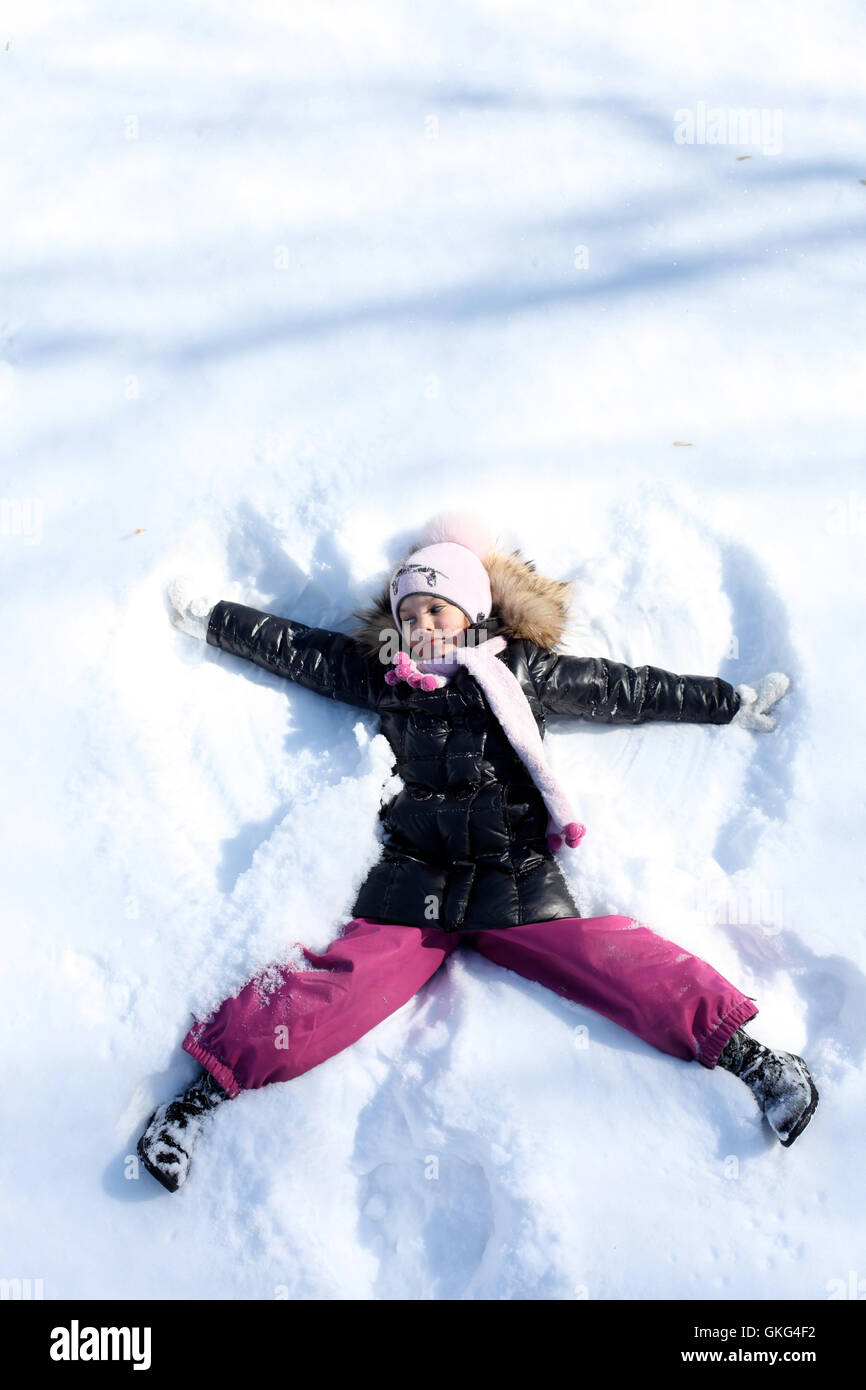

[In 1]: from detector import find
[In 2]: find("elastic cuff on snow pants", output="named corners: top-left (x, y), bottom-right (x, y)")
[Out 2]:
top-left (696, 995), bottom-right (760, 1069)
top-left (182, 1029), bottom-right (243, 1099)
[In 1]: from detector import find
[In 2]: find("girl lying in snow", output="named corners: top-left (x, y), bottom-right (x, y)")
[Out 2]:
top-left (137, 511), bottom-right (818, 1192)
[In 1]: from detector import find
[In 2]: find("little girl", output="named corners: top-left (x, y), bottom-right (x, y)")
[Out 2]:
top-left (137, 511), bottom-right (819, 1193)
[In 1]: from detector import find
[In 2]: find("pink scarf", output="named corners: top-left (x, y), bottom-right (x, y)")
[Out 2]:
top-left (385, 635), bottom-right (586, 853)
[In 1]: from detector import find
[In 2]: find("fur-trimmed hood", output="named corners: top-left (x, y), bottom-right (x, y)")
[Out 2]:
top-left (350, 537), bottom-right (574, 658)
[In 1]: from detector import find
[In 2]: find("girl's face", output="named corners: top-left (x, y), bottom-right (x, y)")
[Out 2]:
top-left (397, 595), bottom-right (469, 657)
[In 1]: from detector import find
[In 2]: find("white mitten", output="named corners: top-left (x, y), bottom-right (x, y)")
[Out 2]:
top-left (165, 574), bottom-right (218, 642)
top-left (732, 672), bottom-right (790, 731)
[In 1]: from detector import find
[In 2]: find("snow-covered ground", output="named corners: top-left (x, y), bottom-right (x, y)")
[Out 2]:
top-left (2, 0), bottom-right (865, 1300)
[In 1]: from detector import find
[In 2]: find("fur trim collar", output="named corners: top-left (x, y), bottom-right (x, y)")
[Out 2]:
top-left (351, 544), bottom-right (574, 657)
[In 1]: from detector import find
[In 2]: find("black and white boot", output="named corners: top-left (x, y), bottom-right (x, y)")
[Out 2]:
top-left (717, 1027), bottom-right (819, 1146)
top-left (137, 1068), bottom-right (230, 1193)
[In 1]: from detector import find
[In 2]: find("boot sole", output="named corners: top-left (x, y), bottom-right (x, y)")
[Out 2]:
top-left (136, 1116), bottom-right (185, 1193)
top-left (778, 1072), bottom-right (819, 1147)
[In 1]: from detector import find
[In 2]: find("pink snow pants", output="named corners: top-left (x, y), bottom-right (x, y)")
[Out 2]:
top-left (181, 915), bottom-right (758, 1098)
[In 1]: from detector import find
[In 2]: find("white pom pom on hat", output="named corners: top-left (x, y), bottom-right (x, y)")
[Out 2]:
top-left (415, 510), bottom-right (497, 560)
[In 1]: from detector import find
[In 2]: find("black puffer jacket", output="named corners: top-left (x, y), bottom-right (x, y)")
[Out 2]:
top-left (205, 598), bottom-right (741, 933)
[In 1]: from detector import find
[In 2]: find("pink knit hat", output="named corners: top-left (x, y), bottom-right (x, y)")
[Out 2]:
top-left (390, 513), bottom-right (495, 633)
